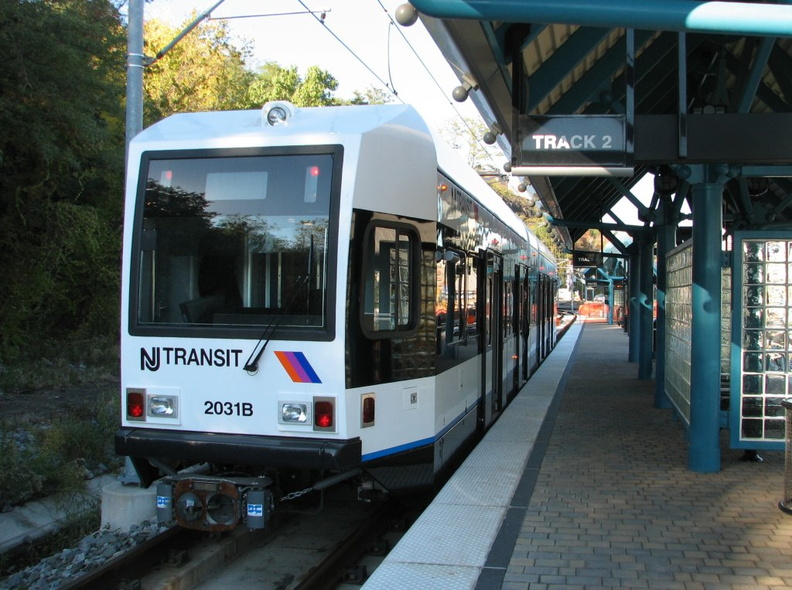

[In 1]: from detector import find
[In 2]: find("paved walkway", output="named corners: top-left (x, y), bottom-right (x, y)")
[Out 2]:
top-left (503, 319), bottom-right (792, 589)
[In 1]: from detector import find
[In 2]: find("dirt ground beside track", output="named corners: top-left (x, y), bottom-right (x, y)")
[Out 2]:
top-left (0, 379), bottom-right (119, 423)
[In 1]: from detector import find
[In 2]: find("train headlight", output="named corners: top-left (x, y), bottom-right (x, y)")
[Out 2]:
top-left (280, 402), bottom-right (309, 424)
top-left (148, 394), bottom-right (178, 418)
top-left (263, 101), bottom-right (297, 126)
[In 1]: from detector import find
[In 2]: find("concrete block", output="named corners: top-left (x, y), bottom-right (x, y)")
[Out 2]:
top-left (101, 481), bottom-right (157, 531)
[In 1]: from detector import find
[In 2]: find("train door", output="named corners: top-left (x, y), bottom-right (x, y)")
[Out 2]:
top-left (476, 253), bottom-right (502, 429)
top-left (490, 253), bottom-right (504, 415)
top-left (476, 253), bottom-right (489, 432)
top-left (518, 266), bottom-right (529, 387)
top-left (510, 268), bottom-right (519, 396)
top-left (539, 275), bottom-right (550, 360)
top-left (535, 275), bottom-right (543, 361)
top-left (547, 279), bottom-right (556, 351)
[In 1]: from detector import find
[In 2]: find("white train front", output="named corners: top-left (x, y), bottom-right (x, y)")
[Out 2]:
top-left (115, 102), bottom-right (558, 531)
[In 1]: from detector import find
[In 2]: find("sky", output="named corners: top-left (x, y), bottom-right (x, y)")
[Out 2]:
top-left (144, 0), bottom-right (482, 134)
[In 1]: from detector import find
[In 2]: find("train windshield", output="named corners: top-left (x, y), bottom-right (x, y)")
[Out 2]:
top-left (133, 150), bottom-right (337, 333)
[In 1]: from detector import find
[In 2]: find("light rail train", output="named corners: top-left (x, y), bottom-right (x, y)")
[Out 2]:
top-left (115, 102), bottom-right (558, 531)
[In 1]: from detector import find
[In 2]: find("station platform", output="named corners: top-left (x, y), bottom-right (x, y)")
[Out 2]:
top-left (363, 318), bottom-right (792, 589)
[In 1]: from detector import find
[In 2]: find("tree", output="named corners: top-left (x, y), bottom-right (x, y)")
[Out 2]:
top-left (491, 182), bottom-right (569, 262)
top-left (245, 63), bottom-right (340, 108)
top-left (346, 86), bottom-right (394, 105)
top-left (290, 66), bottom-right (339, 106)
top-left (575, 229), bottom-right (603, 252)
top-left (440, 117), bottom-right (501, 172)
top-left (143, 15), bottom-right (343, 117)
top-left (0, 0), bottom-right (127, 357)
top-left (143, 17), bottom-right (255, 124)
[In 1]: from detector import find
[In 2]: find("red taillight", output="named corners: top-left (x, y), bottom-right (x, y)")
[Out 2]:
top-left (314, 401), bottom-right (333, 429)
top-left (127, 391), bottom-right (145, 419)
top-left (362, 396), bottom-right (375, 425)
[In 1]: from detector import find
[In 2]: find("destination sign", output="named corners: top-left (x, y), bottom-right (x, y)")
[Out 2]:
top-left (573, 250), bottom-right (603, 268)
top-left (513, 114), bottom-right (633, 175)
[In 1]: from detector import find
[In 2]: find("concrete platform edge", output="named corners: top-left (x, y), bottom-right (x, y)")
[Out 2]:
top-left (362, 321), bottom-right (583, 589)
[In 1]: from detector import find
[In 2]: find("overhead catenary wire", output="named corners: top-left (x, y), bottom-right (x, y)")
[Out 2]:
top-left (295, 0), bottom-right (399, 98)
top-left (204, 0), bottom-right (502, 168)
top-left (386, 20), bottom-right (398, 96)
top-left (293, 0), bottom-right (500, 168)
top-left (373, 0), bottom-right (502, 168)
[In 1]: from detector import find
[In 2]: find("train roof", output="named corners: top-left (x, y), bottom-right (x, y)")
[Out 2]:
top-left (131, 102), bottom-right (530, 246)
top-left (430, 131), bottom-right (528, 243)
top-left (130, 102), bottom-right (428, 148)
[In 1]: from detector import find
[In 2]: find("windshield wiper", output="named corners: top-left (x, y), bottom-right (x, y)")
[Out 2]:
top-left (243, 237), bottom-right (316, 374)
top-left (242, 275), bottom-right (310, 374)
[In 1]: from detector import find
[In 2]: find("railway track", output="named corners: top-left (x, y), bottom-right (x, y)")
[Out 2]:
top-left (58, 526), bottom-right (195, 590)
top-left (295, 498), bottom-right (414, 590)
top-left (58, 487), bottom-right (423, 590)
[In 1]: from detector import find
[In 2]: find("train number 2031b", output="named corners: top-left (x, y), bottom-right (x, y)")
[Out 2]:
top-left (204, 401), bottom-right (254, 416)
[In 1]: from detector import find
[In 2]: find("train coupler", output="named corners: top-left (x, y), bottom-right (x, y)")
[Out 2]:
top-left (157, 474), bottom-right (274, 532)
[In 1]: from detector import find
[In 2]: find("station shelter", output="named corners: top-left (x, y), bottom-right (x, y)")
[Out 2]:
top-left (400, 0), bottom-right (792, 472)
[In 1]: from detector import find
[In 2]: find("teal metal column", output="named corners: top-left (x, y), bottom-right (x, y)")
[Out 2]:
top-left (688, 167), bottom-right (723, 473)
top-left (607, 277), bottom-right (614, 325)
top-left (638, 236), bottom-right (654, 379)
top-left (654, 197), bottom-right (676, 409)
top-left (628, 244), bottom-right (640, 363)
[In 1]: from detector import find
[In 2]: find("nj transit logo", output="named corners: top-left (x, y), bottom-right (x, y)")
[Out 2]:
top-left (140, 347), bottom-right (243, 372)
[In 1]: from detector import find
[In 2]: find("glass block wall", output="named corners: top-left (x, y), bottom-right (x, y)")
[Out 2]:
top-left (733, 237), bottom-right (792, 446)
top-left (665, 241), bottom-right (693, 425)
top-left (721, 267), bottom-right (731, 401)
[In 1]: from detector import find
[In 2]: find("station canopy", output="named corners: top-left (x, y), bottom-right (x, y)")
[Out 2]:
top-left (411, 0), bottom-right (792, 251)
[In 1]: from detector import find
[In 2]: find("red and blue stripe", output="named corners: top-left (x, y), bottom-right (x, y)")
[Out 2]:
top-left (274, 351), bottom-right (322, 383)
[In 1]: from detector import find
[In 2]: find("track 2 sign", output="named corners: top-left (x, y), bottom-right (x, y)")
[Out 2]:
top-left (514, 114), bottom-right (633, 174)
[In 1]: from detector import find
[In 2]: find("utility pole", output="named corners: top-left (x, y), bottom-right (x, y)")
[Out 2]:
top-left (125, 0), bottom-right (144, 159)
top-left (124, 0), bottom-right (226, 160)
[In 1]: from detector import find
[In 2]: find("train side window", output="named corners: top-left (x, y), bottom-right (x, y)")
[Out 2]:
top-left (360, 223), bottom-right (419, 338)
top-left (504, 279), bottom-right (514, 338)
top-left (436, 250), bottom-right (469, 345)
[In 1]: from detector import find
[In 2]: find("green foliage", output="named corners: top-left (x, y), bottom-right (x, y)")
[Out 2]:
top-left (246, 62), bottom-right (340, 108)
top-left (346, 86), bottom-right (394, 105)
top-left (0, 200), bottom-right (121, 357)
top-left (290, 66), bottom-right (340, 106)
top-left (440, 117), bottom-right (501, 171)
top-left (0, 0), bottom-right (125, 359)
top-left (0, 386), bottom-right (119, 510)
top-left (0, 427), bottom-right (45, 507)
top-left (0, 336), bottom-right (119, 393)
top-left (575, 228), bottom-right (603, 252)
top-left (490, 182), bottom-right (569, 262)
top-left (143, 16), bottom-right (255, 123)
top-left (144, 17), bottom-right (343, 117)
top-left (0, 0), bottom-right (125, 208)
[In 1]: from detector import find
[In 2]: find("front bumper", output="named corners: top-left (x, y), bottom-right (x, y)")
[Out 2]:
top-left (116, 428), bottom-right (362, 482)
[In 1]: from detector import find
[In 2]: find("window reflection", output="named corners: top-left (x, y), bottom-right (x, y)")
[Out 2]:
top-left (136, 152), bottom-right (334, 330)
